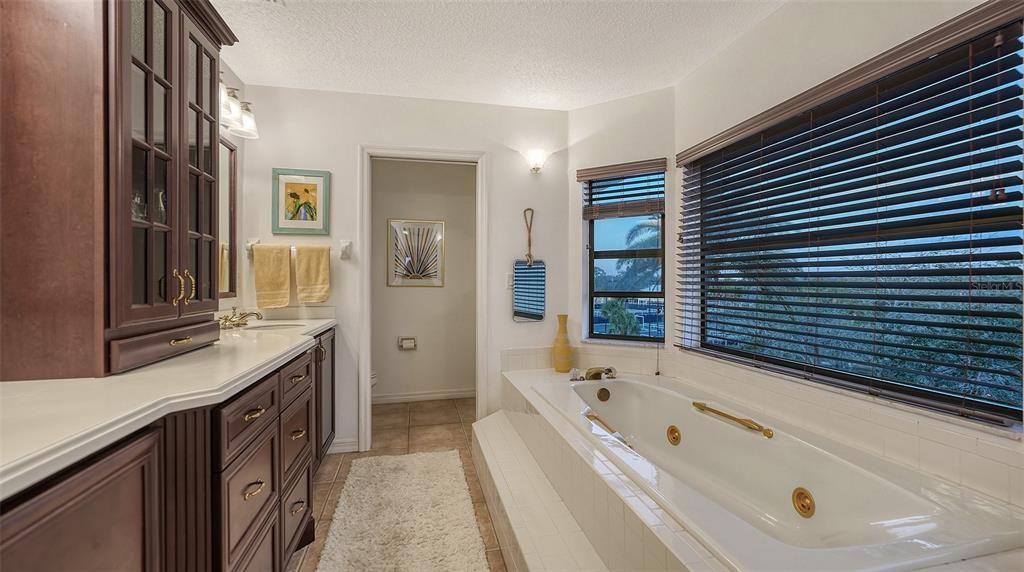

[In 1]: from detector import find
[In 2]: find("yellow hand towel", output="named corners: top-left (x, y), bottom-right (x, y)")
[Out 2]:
top-left (218, 241), bottom-right (230, 293)
top-left (294, 245), bottom-right (331, 304)
top-left (253, 244), bottom-right (291, 309)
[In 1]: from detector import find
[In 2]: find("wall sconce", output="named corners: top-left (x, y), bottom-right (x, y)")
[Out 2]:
top-left (228, 102), bottom-right (260, 139)
top-left (527, 149), bottom-right (547, 173)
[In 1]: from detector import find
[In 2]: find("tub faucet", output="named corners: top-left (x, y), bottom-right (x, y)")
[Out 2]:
top-left (584, 366), bottom-right (617, 380)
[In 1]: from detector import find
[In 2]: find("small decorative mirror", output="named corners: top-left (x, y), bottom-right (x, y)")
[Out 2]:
top-left (513, 208), bottom-right (545, 321)
top-left (513, 260), bottom-right (546, 321)
top-left (218, 138), bottom-right (237, 297)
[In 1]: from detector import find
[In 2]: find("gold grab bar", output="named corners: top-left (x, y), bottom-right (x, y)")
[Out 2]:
top-left (584, 413), bottom-right (634, 450)
top-left (692, 401), bottom-right (774, 439)
top-left (585, 413), bottom-right (617, 435)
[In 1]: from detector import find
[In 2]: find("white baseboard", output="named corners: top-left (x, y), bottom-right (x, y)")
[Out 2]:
top-left (372, 387), bottom-right (475, 404)
top-left (328, 437), bottom-right (359, 454)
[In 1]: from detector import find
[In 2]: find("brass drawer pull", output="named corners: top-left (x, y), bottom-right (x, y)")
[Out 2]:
top-left (243, 480), bottom-right (266, 501)
top-left (289, 500), bottom-right (306, 515)
top-left (169, 336), bottom-right (193, 346)
top-left (183, 269), bottom-right (197, 304)
top-left (290, 429), bottom-right (306, 441)
top-left (242, 407), bottom-right (266, 422)
top-left (289, 374), bottom-right (307, 385)
top-left (171, 269), bottom-right (185, 306)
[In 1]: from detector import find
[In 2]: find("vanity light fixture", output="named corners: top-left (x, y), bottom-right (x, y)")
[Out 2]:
top-left (229, 101), bottom-right (260, 139)
top-left (219, 74), bottom-right (243, 130)
top-left (527, 149), bottom-right (547, 173)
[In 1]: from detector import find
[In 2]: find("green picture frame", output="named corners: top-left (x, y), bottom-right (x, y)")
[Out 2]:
top-left (271, 167), bottom-right (332, 235)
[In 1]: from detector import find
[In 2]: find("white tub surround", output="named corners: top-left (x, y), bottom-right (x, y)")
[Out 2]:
top-left (0, 319), bottom-right (336, 501)
top-left (472, 412), bottom-right (607, 572)
top-left (506, 342), bottom-right (1024, 508)
top-left (503, 369), bottom-right (1024, 572)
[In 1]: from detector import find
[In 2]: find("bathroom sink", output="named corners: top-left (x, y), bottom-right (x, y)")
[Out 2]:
top-left (244, 323), bottom-right (306, 331)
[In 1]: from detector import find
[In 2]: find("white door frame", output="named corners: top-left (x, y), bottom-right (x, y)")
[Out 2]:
top-left (356, 144), bottom-right (489, 451)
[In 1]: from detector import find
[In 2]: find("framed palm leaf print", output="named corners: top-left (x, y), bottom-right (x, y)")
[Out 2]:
top-left (387, 219), bottom-right (445, 287)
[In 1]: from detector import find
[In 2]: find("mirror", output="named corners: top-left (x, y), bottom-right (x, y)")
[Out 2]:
top-left (512, 260), bottom-right (545, 321)
top-left (218, 138), bottom-right (237, 297)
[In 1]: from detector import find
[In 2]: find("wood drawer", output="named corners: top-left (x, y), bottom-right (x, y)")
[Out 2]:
top-left (219, 424), bottom-right (279, 571)
top-left (232, 510), bottom-right (279, 572)
top-left (280, 460), bottom-right (312, 558)
top-left (279, 350), bottom-right (313, 407)
top-left (216, 373), bottom-right (280, 468)
top-left (280, 388), bottom-right (313, 484)
top-left (109, 321), bottom-right (220, 374)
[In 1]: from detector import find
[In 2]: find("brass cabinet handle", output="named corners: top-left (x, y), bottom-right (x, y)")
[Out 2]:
top-left (243, 480), bottom-right (266, 501)
top-left (289, 374), bottom-right (307, 385)
top-left (171, 269), bottom-right (185, 306)
top-left (242, 407), bottom-right (266, 422)
top-left (183, 269), bottom-right (197, 304)
top-left (289, 500), bottom-right (305, 515)
top-left (316, 343), bottom-right (325, 362)
top-left (290, 429), bottom-right (306, 441)
top-left (168, 336), bottom-right (193, 347)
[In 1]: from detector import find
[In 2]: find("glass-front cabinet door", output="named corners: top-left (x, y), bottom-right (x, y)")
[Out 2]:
top-left (116, 0), bottom-right (181, 328)
top-left (180, 17), bottom-right (220, 315)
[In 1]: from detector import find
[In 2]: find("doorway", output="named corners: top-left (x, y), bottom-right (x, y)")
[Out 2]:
top-left (357, 147), bottom-right (488, 452)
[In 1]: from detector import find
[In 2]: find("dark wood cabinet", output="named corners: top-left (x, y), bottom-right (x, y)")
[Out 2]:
top-left (314, 329), bottom-right (336, 464)
top-left (108, 0), bottom-right (235, 373)
top-left (0, 333), bottom-right (336, 572)
top-left (0, 0), bottom-right (237, 380)
top-left (0, 430), bottom-right (162, 572)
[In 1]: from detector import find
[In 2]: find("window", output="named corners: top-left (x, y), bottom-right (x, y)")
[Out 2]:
top-left (678, 21), bottom-right (1023, 425)
top-left (580, 159), bottom-right (666, 342)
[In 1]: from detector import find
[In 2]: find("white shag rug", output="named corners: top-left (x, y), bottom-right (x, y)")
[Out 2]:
top-left (316, 450), bottom-right (489, 571)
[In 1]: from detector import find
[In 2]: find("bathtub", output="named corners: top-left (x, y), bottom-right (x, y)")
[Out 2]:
top-left (531, 377), bottom-right (1024, 571)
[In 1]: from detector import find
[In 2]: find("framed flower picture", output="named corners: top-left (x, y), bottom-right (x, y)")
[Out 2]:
top-left (387, 219), bottom-right (445, 287)
top-left (272, 168), bottom-right (331, 235)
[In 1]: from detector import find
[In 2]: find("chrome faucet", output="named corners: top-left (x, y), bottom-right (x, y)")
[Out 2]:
top-left (218, 306), bottom-right (264, 329)
top-left (584, 366), bottom-right (617, 380)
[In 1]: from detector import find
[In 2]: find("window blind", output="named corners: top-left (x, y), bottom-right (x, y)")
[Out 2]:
top-left (678, 21), bottom-right (1023, 424)
top-left (581, 158), bottom-right (666, 220)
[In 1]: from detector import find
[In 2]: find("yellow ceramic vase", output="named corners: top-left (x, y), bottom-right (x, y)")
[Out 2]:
top-left (552, 314), bottom-right (572, 373)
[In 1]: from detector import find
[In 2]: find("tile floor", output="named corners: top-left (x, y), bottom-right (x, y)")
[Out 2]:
top-left (286, 397), bottom-right (507, 572)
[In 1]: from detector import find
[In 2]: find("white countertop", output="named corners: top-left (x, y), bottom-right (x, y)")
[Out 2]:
top-left (0, 319), bottom-right (336, 501)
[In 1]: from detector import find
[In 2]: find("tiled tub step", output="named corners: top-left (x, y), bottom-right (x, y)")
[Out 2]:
top-left (472, 412), bottom-right (607, 572)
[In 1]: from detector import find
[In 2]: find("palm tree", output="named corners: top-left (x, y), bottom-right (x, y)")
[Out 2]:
top-left (615, 216), bottom-right (661, 292)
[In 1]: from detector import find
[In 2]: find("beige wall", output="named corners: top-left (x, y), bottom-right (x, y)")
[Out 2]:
top-left (566, 87), bottom-right (676, 344)
top-left (237, 86), bottom-right (568, 446)
top-left (674, 0), bottom-right (985, 153)
top-left (370, 159), bottom-right (476, 400)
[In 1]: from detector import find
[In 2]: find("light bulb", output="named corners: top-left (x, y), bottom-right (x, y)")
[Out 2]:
top-left (527, 149), bottom-right (547, 173)
top-left (220, 87), bottom-right (243, 129)
top-left (228, 102), bottom-right (260, 139)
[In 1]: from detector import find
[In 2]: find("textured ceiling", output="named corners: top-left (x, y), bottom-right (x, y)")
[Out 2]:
top-left (214, 0), bottom-right (783, 110)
